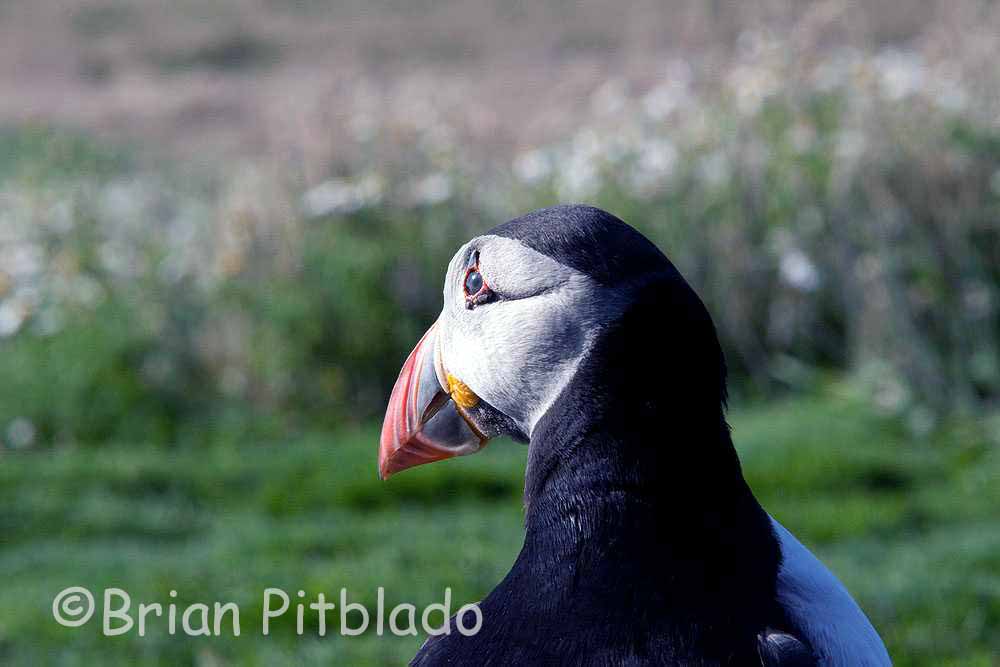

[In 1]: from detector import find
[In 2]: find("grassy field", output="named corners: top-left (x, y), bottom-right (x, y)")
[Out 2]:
top-left (2, 382), bottom-right (997, 666)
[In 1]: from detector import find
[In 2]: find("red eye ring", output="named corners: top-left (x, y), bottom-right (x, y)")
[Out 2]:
top-left (463, 265), bottom-right (494, 308)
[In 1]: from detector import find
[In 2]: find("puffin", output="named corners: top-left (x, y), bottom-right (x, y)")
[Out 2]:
top-left (379, 205), bottom-right (891, 666)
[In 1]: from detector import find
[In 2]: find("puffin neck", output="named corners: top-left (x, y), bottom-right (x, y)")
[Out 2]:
top-left (510, 280), bottom-right (781, 638)
top-left (523, 276), bottom-right (750, 514)
top-left (521, 342), bottom-right (763, 562)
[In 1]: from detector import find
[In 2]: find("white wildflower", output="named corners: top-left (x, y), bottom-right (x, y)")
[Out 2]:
top-left (556, 129), bottom-right (606, 199)
top-left (874, 375), bottom-right (909, 413)
top-left (0, 299), bottom-right (26, 337)
top-left (411, 172), bottom-right (452, 206)
top-left (558, 152), bottom-right (599, 200)
top-left (728, 64), bottom-right (780, 116)
top-left (638, 138), bottom-right (678, 175)
top-left (2, 242), bottom-right (43, 278)
top-left (642, 60), bottom-right (693, 120)
top-left (874, 49), bottom-right (925, 101)
top-left (812, 48), bottom-right (862, 92)
top-left (6, 417), bottom-right (36, 449)
top-left (630, 138), bottom-right (678, 193)
top-left (512, 149), bottom-right (552, 184)
top-left (779, 248), bottom-right (821, 292)
top-left (301, 175), bottom-right (383, 218)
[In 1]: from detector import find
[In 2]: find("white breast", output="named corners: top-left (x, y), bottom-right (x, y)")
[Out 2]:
top-left (770, 516), bottom-right (892, 666)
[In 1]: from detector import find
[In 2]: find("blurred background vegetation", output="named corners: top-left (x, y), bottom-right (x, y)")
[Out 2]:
top-left (0, 1), bottom-right (998, 665)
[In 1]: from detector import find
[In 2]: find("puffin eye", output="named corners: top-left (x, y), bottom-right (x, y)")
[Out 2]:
top-left (462, 261), bottom-right (495, 309)
top-left (464, 268), bottom-right (484, 296)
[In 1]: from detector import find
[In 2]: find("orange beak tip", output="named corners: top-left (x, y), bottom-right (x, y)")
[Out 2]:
top-left (379, 321), bottom-right (487, 478)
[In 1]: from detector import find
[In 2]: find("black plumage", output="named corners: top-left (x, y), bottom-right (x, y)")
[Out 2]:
top-left (412, 206), bottom-right (814, 666)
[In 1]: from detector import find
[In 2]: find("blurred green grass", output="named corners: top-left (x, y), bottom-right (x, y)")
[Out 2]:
top-left (3, 5), bottom-right (999, 663)
top-left (1, 383), bottom-right (996, 666)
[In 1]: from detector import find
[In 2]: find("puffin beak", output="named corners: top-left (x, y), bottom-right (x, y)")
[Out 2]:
top-left (379, 321), bottom-right (488, 479)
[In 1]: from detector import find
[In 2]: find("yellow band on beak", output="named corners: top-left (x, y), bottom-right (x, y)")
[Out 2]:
top-left (446, 373), bottom-right (480, 409)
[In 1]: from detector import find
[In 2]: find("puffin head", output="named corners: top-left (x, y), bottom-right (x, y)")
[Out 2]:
top-left (379, 204), bottom-right (721, 479)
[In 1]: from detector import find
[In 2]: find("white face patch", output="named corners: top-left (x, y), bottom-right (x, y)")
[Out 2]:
top-left (436, 235), bottom-right (630, 437)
